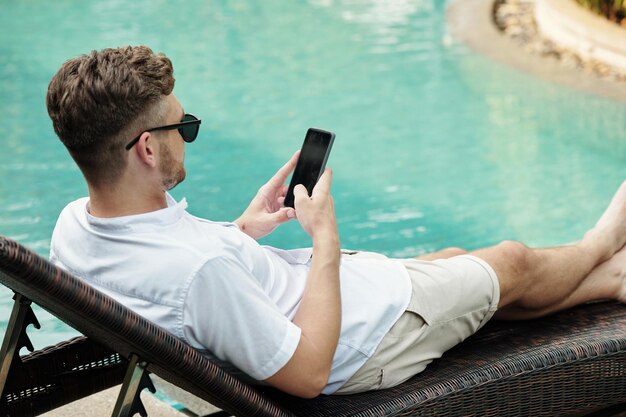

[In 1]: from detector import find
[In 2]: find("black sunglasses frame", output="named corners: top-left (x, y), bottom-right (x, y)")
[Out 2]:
top-left (125, 113), bottom-right (202, 151)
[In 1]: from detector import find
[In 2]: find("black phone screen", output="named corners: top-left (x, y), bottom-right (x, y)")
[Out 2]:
top-left (284, 128), bottom-right (335, 208)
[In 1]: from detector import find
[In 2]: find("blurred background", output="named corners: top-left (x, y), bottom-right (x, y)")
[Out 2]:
top-left (1, 0), bottom-right (625, 348)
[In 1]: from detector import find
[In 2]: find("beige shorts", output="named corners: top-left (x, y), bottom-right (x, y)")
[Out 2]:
top-left (335, 254), bottom-right (500, 394)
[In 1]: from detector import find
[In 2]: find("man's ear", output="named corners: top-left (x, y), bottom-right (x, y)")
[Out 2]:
top-left (134, 132), bottom-right (158, 168)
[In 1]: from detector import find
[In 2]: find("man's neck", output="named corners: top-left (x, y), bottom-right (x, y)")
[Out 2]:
top-left (87, 182), bottom-right (168, 218)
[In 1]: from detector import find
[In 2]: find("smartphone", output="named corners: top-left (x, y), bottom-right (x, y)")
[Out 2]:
top-left (284, 128), bottom-right (335, 208)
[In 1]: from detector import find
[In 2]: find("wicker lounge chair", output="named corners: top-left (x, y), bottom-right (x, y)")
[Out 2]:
top-left (0, 235), bottom-right (624, 417)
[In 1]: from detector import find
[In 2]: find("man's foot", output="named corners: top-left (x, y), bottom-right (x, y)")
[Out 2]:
top-left (586, 180), bottom-right (626, 258)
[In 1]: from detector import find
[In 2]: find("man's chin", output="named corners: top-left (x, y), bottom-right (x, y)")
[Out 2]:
top-left (163, 171), bottom-right (186, 191)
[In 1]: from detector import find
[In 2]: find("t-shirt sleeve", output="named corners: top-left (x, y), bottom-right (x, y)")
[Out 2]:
top-left (181, 255), bottom-right (301, 381)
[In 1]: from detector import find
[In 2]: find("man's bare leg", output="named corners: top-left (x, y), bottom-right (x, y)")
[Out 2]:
top-left (494, 244), bottom-right (626, 319)
top-left (420, 241), bottom-right (621, 315)
top-left (470, 181), bottom-right (626, 318)
top-left (416, 242), bottom-right (624, 320)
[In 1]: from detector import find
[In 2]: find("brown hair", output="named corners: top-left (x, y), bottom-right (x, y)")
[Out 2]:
top-left (46, 46), bottom-right (175, 185)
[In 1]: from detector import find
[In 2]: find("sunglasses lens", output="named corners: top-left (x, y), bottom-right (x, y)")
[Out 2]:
top-left (180, 114), bottom-right (200, 143)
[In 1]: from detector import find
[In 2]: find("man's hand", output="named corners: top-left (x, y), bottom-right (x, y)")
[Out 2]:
top-left (293, 168), bottom-right (337, 241)
top-left (264, 169), bottom-right (341, 398)
top-left (234, 152), bottom-right (299, 240)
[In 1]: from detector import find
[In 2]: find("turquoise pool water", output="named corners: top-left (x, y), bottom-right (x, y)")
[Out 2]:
top-left (1, 0), bottom-right (625, 349)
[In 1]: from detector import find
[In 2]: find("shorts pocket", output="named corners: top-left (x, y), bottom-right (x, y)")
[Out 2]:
top-left (387, 310), bottom-right (428, 338)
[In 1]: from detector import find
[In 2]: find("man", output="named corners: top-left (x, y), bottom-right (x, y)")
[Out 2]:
top-left (47, 46), bottom-right (625, 398)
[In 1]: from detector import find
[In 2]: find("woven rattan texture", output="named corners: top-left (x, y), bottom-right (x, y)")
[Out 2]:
top-left (0, 236), bottom-right (292, 417)
top-left (266, 302), bottom-right (626, 416)
top-left (1, 235), bottom-right (625, 417)
top-left (2, 336), bottom-right (126, 416)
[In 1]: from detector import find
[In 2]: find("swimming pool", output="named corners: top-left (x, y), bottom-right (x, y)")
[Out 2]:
top-left (1, 0), bottom-right (625, 349)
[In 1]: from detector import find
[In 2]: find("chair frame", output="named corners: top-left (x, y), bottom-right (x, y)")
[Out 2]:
top-left (0, 235), bottom-right (625, 417)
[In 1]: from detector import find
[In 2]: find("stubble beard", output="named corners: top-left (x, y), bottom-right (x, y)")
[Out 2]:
top-left (159, 143), bottom-right (186, 191)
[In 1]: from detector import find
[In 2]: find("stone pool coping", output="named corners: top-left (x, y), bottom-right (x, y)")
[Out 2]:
top-left (536, 0), bottom-right (626, 73)
top-left (447, 0), bottom-right (626, 104)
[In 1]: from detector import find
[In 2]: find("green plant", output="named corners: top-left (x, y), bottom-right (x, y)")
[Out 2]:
top-left (576, 0), bottom-right (626, 22)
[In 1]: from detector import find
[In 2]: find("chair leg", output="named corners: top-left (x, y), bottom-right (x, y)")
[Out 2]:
top-left (111, 354), bottom-right (156, 417)
top-left (0, 292), bottom-right (40, 397)
top-left (176, 408), bottom-right (233, 417)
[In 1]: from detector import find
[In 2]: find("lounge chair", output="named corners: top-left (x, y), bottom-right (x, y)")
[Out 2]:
top-left (0, 235), bottom-right (624, 417)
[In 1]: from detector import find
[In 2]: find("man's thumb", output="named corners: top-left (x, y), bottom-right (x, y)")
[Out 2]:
top-left (293, 184), bottom-right (308, 198)
top-left (285, 207), bottom-right (296, 219)
top-left (277, 207), bottom-right (296, 222)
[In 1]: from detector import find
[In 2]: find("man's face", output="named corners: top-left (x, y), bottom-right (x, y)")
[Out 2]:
top-left (158, 95), bottom-right (187, 191)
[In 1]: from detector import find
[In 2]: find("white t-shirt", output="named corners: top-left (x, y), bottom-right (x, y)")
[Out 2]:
top-left (50, 194), bottom-right (411, 394)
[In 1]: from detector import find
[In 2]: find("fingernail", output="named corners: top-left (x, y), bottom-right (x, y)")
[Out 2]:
top-left (287, 210), bottom-right (295, 219)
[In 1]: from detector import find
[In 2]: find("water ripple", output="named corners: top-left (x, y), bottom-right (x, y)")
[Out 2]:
top-left (0, 216), bottom-right (41, 226)
top-left (5, 201), bottom-right (34, 212)
top-left (368, 207), bottom-right (424, 223)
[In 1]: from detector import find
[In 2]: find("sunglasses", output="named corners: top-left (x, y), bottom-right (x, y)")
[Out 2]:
top-left (125, 113), bottom-right (202, 151)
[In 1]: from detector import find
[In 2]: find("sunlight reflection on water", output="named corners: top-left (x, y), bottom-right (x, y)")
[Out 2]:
top-left (0, 0), bottom-right (625, 348)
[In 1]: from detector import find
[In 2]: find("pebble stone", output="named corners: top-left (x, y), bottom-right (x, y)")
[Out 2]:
top-left (493, 0), bottom-right (626, 81)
